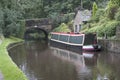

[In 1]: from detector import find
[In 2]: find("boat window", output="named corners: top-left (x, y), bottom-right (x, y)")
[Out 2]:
top-left (69, 36), bottom-right (83, 44)
top-left (51, 34), bottom-right (59, 40)
top-left (59, 35), bottom-right (69, 42)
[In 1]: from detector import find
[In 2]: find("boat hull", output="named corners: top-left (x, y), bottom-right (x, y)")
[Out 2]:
top-left (83, 44), bottom-right (101, 51)
top-left (50, 40), bottom-right (82, 53)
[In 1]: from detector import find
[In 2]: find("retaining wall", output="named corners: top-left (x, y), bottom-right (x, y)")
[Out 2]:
top-left (98, 39), bottom-right (120, 53)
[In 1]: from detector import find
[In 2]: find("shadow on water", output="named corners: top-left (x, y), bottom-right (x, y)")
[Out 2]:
top-left (8, 40), bottom-right (120, 80)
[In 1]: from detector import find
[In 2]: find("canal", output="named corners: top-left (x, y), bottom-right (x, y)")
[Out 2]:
top-left (8, 41), bottom-right (120, 80)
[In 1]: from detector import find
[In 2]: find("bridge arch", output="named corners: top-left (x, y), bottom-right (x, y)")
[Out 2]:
top-left (24, 27), bottom-right (48, 40)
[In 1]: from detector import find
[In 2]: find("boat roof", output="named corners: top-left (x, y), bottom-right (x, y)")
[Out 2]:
top-left (51, 32), bottom-right (85, 36)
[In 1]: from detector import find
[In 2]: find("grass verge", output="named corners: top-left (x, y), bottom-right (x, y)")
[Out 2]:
top-left (0, 37), bottom-right (27, 80)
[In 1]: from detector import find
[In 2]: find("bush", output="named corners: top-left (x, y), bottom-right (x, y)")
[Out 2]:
top-left (104, 21), bottom-right (120, 36)
top-left (53, 23), bottom-right (70, 32)
top-left (49, 12), bottom-right (75, 28)
top-left (82, 21), bottom-right (120, 37)
top-left (94, 9), bottom-right (105, 22)
top-left (0, 9), bottom-right (4, 34)
top-left (67, 21), bottom-right (74, 32)
top-left (106, 4), bottom-right (118, 20)
top-left (15, 21), bottom-right (26, 38)
top-left (97, 21), bottom-right (120, 37)
top-left (89, 9), bottom-right (105, 23)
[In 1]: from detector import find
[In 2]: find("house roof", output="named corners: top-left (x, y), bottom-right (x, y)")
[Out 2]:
top-left (74, 10), bottom-right (91, 24)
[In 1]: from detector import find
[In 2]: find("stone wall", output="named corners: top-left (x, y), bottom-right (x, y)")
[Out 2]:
top-left (98, 39), bottom-right (120, 53)
top-left (116, 26), bottom-right (120, 39)
top-left (25, 18), bottom-right (52, 32)
top-left (98, 26), bottom-right (120, 53)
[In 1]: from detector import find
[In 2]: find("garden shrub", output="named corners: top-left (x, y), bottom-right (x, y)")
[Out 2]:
top-left (97, 21), bottom-right (120, 37)
top-left (49, 12), bottom-right (75, 28)
top-left (53, 23), bottom-right (70, 32)
top-left (104, 21), bottom-right (120, 36)
top-left (82, 21), bottom-right (120, 37)
top-left (67, 21), bottom-right (74, 32)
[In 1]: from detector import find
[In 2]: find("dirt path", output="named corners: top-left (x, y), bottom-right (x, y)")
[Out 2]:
top-left (0, 71), bottom-right (3, 80)
top-left (0, 40), bottom-right (2, 45)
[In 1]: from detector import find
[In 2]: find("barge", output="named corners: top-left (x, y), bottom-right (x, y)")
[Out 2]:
top-left (50, 32), bottom-right (101, 52)
top-left (50, 32), bottom-right (84, 53)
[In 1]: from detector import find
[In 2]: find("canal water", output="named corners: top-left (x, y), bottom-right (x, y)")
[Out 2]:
top-left (8, 41), bottom-right (120, 80)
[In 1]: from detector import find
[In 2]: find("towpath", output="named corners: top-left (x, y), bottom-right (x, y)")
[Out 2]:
top-left (0, 71), bottom-right (3, 80)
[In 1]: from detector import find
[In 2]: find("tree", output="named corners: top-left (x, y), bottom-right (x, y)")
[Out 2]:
top-left (110, 0), bottom-right (120, 6)
top-left (106, 0), bottom-right (119, 20)
top-left (0, 0), bottom-right (112, 37)
top-left (92, 2), bottom-right (98, 17)
top-left (0, 0), bottom-right (24, 37)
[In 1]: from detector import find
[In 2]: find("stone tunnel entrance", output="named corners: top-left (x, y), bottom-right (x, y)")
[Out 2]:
top-left (24, 27), bottom-right (48, 40)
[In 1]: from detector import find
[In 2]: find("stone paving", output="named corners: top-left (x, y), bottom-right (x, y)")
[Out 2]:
top-left (0, 71), bottom-right (3, 80)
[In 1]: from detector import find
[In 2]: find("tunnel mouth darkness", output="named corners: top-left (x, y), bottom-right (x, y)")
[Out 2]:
top-left (24, 28), bottom-right (48, 40)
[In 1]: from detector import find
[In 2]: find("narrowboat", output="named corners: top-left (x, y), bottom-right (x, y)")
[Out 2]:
top-left (50, 32), bottom-right (101, 52)
top-left (50, 32), bottom-right (85, 53)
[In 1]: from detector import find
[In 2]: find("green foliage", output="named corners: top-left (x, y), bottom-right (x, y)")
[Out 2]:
top-left (92, 2), bottom-right (98, 17)
top-left (0, 0), bottom-right (24, 37)
top-left (67, 21), bottom-right (74, 32)
top-left (106, 1), bottom-right (118, 20)
top-left (103, 21), bottom-right (119, 36)
top-left (20, 0), bottom-right (108, 19)
top-left (0, 9), bottom-right (4, 34)
top-left (115, 8), bottom-right (120, 21)
top-left (83, 20), bottom-right (120, 37)
top-left (0, 38), bottom-right (27, 80)
top-left (0, 0), bottom-right (118, 38)
top-left (110, 0), bottom-right (120, 6)
top-left (21, 0), bottom-right (46, 18)
top-left (49, 12), bottom-right (75, 28)
top-left (29, 32), bottom-right (45, 39)
top-left (96, 0), bottom-right (109, 8)
top-left (80, 0), bottom-right (120, 38)
top-left (90, 9), bottom-right (105, 22)
top-left (16, 21), bottom-right (26, 38)
top-left (48, 12), bottom-right (61, 28)
top-left (53, 23), bottom-right (70, 32)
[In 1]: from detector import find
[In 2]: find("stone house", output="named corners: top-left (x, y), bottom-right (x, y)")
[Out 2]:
top-left (73, 10), bottom-right (91, 33)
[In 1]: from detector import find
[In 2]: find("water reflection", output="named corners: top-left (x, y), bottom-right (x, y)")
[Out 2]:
top-left (97, 51), bottom-right (120, 80)
top-left (50, 47), bottom-right (93, 79)
top-left (8, 41), bottom-right (120, 80)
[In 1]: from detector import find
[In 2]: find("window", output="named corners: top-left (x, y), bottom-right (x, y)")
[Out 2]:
top-left (69, 36), bottom-right (83, 44)
top-left (59, 35), bottom-right (69, 42)
top-left (51, 34), bottom-right (59, 40)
